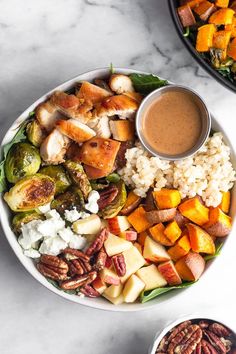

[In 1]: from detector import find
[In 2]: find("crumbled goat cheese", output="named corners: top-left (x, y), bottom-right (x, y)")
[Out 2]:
top-left (19, 208), bottom-right (88, 258)
top-left (38, 202), bottom-right (51, 214)
top-left (39, 236), bottom-right (68, 256)
top-left (64, 208), bottom-right (81, 223)
top-left (85, 190), bottom-right (100, 213)
top-left (24, 249), bottom-right (40, 258)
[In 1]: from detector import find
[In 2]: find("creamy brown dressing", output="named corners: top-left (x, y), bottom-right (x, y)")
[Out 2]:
top-left (142, 91), bottom-right (202, 156)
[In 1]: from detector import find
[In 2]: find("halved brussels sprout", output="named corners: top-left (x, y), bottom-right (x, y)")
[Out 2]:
top-left (4, 173), bottom-right (56, 212)
top-left (12, 211), bottom-right (44, 234)
top-left (5, 142), bottom-right (41, 184)
top-left (26, 120), bottom-right (46, 147)
top-left (39, 165), bottom-right (71, 195)
top-left (51, 186), bottom-right (84, 215)
top-left (64, 160), bottom-right (92, 199)
top-left (100, 180), bottom-right (127, 219)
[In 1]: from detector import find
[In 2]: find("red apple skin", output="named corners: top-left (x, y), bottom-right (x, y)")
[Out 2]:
top-left (104, 275), bottom-right (120, 285)
top-left (92, 276), bottom-right (106, 294)
top-left (123, 231), bottom-right (137, 241)
top-left (158, 261), bottom-right (182, 286)
top-left (107, 218), bottom-right (120, 235)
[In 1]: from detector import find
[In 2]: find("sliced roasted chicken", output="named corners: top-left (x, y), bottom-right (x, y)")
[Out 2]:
top-left (110, 120), bottom-right (135, 141)
top-left (35, 101), bottom-right (64, 132)
top-left (76, 81), bottom-right (112, 105)
top-left (50, 91), bottom-right (92, 123)
top-left (56, 118), bottom-right (96, 143)
top-left (40, 128), bottom-right (70, 165)
top-left (79, 137), bottom-right (120, 171)
top-left (94, 95), bottom-right (139, 119)
top-left (109, 74), bottom-right (134, 94)
top-left (123, 91), bottom-right (143, 104)
top-left (88, 116), bottom-right (111, 139)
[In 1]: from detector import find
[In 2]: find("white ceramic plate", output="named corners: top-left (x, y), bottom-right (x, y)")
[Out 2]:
top-left (0, 68), bottom-right (235, 312)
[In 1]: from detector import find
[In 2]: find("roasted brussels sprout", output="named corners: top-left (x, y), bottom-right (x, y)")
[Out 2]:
top-left (100, 180), bottom-right (127, 219)
top-left (51, 186), bottom-right (84, 214)
top-left (12, 211), bottom-right (44, 234)
top-left (106, 173), bottom-right (120, 183)
top-left (5, 142), bottom-right (41, 184)
top-left (39, 165), bottom-right (71, 195)
top-left (26, 120), bottom-right (46, 147)
top-left (64, 160), bottom-right (92, 199)
top-left (4, 174), bottom-right (56, 212)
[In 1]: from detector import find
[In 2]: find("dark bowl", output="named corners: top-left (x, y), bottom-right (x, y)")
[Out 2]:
top-left (168, 0), bottom-right (236, 93)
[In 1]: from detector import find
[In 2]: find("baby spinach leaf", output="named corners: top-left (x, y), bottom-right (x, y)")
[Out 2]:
top-left (0, 120), bottom-right (28, 192)
top-left (204, 242), bottom-right (223, 262)
top-left (141, 281), bottom-right (196, 303)
top-left (46, 278), bottom-right (77, 295)
top-left (129, 73), bottom-right (168, 94)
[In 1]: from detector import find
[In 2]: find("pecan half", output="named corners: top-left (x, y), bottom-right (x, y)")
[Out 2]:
top-left (194, 342), bottom-right (202, 354)
top-left (37, 263), bottom-right (68, 281)
top-left (112, 253), bottom-right (126, 277)
top-left (168, 321), bottom-right (192, 342)
top-left (97, 185), bottom-right (118, 210)
top-left (167, 324), bottom-right (202, 354)
top-left (201, 339), bottom-right (218, 354)
top-left (209, 323), bottom-right (231, 338)
top-left (95, 247), bottom-right (107, 270)
top-left (204, 330), bottom-right (227, 353)
top-left (69, 259), bottom-right (85, 276)
top-left (199, 321), bottom-right (209, 329)
top-left (62, 248), bottom-right (90, 262)
top-left (80, 284), bottom-right (100, 298)
top-left (60, 271), bottom-right (97, 290)
top-left (86, 228), bottom-right (109, 256)
top-left (40, 255), bottom-right (68, 271)
top-left (156, 335), bottom-right (168, 352)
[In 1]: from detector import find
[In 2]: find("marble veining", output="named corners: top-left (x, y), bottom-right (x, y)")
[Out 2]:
top-left (0, 1), bottom-right (236, 353)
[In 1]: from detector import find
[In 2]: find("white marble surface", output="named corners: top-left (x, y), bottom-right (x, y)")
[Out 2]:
top-left (0, 1), bottom-right (236, 353)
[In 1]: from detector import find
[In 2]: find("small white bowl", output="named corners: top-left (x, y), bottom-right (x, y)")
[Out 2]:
top-left (148, 314), bottom-right (236, 354)
top-left (0, 68), bottom-right (236, 311)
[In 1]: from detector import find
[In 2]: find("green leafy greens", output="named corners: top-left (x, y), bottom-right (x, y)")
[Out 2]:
top-left (141, 281), bottom-right (196, 303)
top-left (0, 120), bottom-right (28, 192)
top-left (46, 278), bottom-right (78, 295)
top-left (129, 73), bottom-right (168, 94)
top-left (204, 242), bottom-right (223, 261)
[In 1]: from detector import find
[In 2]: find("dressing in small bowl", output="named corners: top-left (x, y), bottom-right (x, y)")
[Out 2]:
top-left (136, 85), bottom-right (211, 160)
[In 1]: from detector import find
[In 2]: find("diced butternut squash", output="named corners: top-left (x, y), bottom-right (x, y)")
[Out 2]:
top-left (137, 231), bottom-right (148, 247)
top-left (153, 189), bottom-right (181, 209)
top-left (228, 37), bottom-right (236, 59)
top-left (187, 223), bottom-right (215, 254)
top-left (164, 220), bottom-right (182, 243)
top-left (175, 252), bottom-right (205, 281)
top-left (194, 1), bottom-right (215, 21)
top-left (127, 206), bottom-right (152, 233)
top-left (178, 196), bottom-right (209, 225)
top-left (219, 191), bottom-right (230, 213)
top-left (209, 8), bottom-right (235, 25)
top-left (196, 24), bottom-right (216, 51)
top-left (225, 17), bottom-right (236, 37)
top-left (149, 223), bottom-right (174, 246)
top-left (167, 234), bottom-right (191, 261)
top-left (215, 0), bottom-right (229, 8)
top-left (203, 207), bottom-right (232, 237)
top-left (121, 191), bottom-right (141, 215)
top-left (213, 30), bottom-right (232, 49)
top-left (180, 0), bottom-right (205, 8)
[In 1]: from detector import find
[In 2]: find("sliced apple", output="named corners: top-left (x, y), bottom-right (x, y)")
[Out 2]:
top-left (120, 230), bottom-right (137, 241)
top-left (123, 274), bottom-right (145, 303)
top-left (99, 267), bottom-right (120, 285)
top-left (104, 283), bottom-right (123, 298)
top-left (73, 214), bottom-right (101, 235)
top-left (136, 264), bottom-right (167, 291)
top-left (103, 293), bottom-right (124, 305)
top-left (104, 232), bottom-right (132, 257)
top-left (120, 246), bottom-right (146, 283)
top-left (92, 276), bottom-right (107, 294)
top-left (107, 216), bottom-right (131, 235)
top-left (158, 260), bottom-right (182, 285)
top-left (143, 236), bottom-right (170, 263)
top-left (133, 242), bottom-right (142, 254)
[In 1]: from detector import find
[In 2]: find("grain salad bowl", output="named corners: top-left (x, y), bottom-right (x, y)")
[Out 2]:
top-left (0, 68), bottom-right (235, 311)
